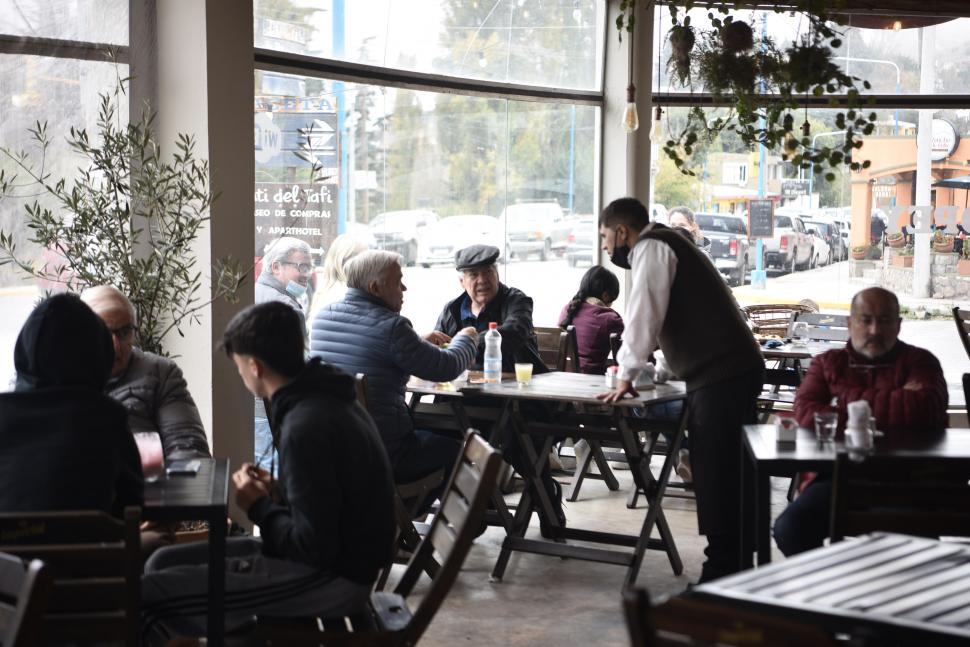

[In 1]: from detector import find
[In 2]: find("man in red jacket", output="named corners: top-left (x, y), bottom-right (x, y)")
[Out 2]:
top-left (773, 287), bottom-right (948, 556)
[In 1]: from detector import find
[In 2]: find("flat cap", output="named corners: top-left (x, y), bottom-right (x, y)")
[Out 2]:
top-left (455, 244), bottom-right (500, 271)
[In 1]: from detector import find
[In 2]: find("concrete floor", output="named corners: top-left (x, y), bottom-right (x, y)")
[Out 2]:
top-left (386, 460), bottom-right (792, 646)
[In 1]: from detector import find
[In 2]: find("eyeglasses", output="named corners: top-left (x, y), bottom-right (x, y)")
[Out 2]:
top-left (109, 324), bottom-right (135, 341)
top-left (281, 261), bottom-right (312, 274)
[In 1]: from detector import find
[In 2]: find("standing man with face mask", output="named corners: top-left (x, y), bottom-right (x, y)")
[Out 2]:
top-left (597, 197), bottom-right (764, 583)
top-left (254, 237), bottom-right (313, 473)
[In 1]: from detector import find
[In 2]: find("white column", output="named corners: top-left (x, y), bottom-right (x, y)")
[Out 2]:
top-left (602, 0), bottom-right (654, 300)
top-left (913, 26), bottom-right (936, 298)
top-left (152, 0), bottom-right (255, 517)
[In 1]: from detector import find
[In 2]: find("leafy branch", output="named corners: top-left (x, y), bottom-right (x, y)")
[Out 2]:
top-left (0, 79), bottom-right (247, 356)
top-left (617, 1), bottom-right (876, 181)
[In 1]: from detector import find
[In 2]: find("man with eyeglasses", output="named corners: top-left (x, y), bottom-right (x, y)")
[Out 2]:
top-left (255, 237), bottom-right (313, 472)
top-left (256, 236), bottom-right (314, 341)
top-left (81, 285), bottom-right (210, 462)
top-left (773, 286), bottom-right (948, 556)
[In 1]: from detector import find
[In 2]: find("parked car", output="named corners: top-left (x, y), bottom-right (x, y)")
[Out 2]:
top-left (565, 215), bottom-right (596, 267)
top-left (763, 213), bottom-right (814, 273)
top-left (694, 212), bottom-right (756, 286)
top-left (804, 219), bottom-right (844, 262)
top-left (806, 227), bottom-right (832, 267)
top-left (417, 215), bottom-right (503, 267)
top-left (499, 201), bottom-right (570, 261)
top-left (370, 209), bottom-right (439, 266)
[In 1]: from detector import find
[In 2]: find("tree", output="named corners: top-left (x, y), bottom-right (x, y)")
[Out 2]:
top-left (654, 156), bottom-right (701, 209)
top-left (0, 83), bottom-right (244, 355)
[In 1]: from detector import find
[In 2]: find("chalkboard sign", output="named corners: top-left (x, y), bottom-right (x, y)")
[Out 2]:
top-left (748, 199), bottom-right (774, 239)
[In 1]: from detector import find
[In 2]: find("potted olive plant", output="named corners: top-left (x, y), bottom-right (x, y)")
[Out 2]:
top-left (0, 80), bottom-right (245, 355)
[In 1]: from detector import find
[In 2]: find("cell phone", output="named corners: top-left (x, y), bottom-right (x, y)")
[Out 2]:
top-left (166, 459), bottom-right (202, 476)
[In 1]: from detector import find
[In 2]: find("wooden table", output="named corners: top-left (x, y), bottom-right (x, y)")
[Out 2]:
top-left (694, 532), bottom-right (970, 646)
top-left (742, 425), bottom-right (970, 566)
top-left (143, 458), bottom-right (230, 646)
top-left (471, 371), bottom-right (689, 588)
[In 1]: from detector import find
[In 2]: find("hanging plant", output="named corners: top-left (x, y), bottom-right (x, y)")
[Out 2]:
top-left (616, 1), bottom-right (877, 181)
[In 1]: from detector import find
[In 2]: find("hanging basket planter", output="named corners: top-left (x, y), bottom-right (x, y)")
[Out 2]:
top-left (615, 1), bottom-right (876, 181)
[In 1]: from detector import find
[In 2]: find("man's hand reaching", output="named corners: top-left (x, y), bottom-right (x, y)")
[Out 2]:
top-left (597, 379), bottom-right (638, 403)
top-left (424, 330), bottom-right (452, 346)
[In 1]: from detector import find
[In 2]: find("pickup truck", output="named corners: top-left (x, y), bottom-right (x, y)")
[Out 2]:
top-left (694, 212), bottom-right (755, 286)
top-left (763, 214), bottom-right (814, 273)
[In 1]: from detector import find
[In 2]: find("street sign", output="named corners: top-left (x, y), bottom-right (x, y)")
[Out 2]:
top-left (748, 199), bottom-right (774, 239)
top-left (781, 179), bottom-right (810, 200)
top-left (254, 112), bottom-right (282, 164)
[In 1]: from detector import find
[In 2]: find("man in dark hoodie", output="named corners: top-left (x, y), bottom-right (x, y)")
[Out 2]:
top-left (0, 293), bottom-right (144, 516)
top-left (141, 302), bottom-right (395, 643)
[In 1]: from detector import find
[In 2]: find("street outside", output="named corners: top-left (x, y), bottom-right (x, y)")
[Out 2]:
top-left (1, 258), bottom-right (967, 406)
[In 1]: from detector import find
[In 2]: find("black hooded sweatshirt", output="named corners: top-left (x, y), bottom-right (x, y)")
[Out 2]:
top-left (0, 294), bottom-right (144, 516)
top-left (248, 358), bottom-right (395, 586)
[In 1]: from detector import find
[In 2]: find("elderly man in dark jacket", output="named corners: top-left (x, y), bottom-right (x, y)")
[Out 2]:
top-left (0, 294), bottom-right (143, 517)
top-left (434, 244), bottom-right (545, 373)
top-left (310, 249), bottom-right (478, 511)
top-left (773, 287), bottom-right (948, 556)
top-left (81, 285), bottom-right (210, 461)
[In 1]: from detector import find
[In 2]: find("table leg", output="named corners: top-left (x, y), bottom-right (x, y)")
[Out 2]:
top-left (619, 410), bottom-right (684, 583)
top-left (588, 440), bottom-right (621, 491)
top-left (207, 510), bottom-right (227, 646)
top-left (756, 468), bottom-right (772, 566)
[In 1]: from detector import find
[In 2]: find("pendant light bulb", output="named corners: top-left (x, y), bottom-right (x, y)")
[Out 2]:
top-left (623, 84), bottom-right (639, 133)
top-left (649, 106), bottom-right (663, 143)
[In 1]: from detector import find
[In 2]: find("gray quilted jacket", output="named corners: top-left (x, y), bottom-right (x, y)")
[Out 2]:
top-left (309, 289), bottom-right (476, 462)
top-left (107, 349), bottom-right (210, 460)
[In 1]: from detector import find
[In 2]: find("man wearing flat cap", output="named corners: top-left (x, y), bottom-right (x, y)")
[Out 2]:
top-left (434, 245), bottom-right (565, 537)
top-left (433, 244), bottom-right (546, 373)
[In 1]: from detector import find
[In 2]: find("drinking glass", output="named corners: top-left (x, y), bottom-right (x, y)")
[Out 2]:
top-left (813, 412), bottom-right (837, 443)
top-left (133, 431), bottom-right (165, 482)
top-left (514, 362), bottom-right (533, 386)
top-left (791, 321), bottom-right (809, 347)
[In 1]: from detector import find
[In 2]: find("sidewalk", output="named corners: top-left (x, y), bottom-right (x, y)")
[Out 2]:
top-left (732, 261), bottom-right (965, 315)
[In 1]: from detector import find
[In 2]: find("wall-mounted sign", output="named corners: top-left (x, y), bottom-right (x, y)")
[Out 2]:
top-left (931, 118), bottom-right (960, 162)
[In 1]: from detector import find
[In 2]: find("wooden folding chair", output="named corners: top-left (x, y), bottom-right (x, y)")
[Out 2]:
top-left (788, 312), bottom-right (850, 343)
top-left (0, 552), bottom-right (52, 647)
top-left (830, 453), bottom-right (970, 543)
top-left (534, 325), bottom-right (577, 372)
top-left (0, 508), bottom-right (141, 646)
top-left (249, 431), bottom-right (504, 645)
top-left (623, 587), bottom-right (837, 647)
top-left (354, 373), bottom-right (445, 591)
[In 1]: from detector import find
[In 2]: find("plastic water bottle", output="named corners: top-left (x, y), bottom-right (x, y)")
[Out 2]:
top-left (484, 322), bottom-right (502, 384)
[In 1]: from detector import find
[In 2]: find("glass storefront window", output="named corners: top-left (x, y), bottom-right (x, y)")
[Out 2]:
top-left (0, 0), bottom-right (128, 44)
top-left (0, 55), bottom-right (128, 389)
top-left (254, 0), bottom-right (605, 91)
top-left (253, 72), bottom-right (598, 334)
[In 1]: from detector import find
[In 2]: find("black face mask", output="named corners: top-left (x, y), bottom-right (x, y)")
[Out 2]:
top-left (610, 244), bottom-right (632, 269)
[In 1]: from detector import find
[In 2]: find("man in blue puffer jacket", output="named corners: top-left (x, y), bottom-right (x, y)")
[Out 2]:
top-left (310, 250), bottom-right (478, 512)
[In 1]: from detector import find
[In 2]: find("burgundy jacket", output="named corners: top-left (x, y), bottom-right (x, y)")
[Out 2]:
top-left (559, 301), bottom-right (624, 375)
top-left (794, 340), bottom-right (948, 439)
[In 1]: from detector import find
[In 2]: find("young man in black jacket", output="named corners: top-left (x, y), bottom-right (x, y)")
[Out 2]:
top-left (0, 293), bottom-right (143, 517)
top-left (141, 302), bottom-right (395, 643)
